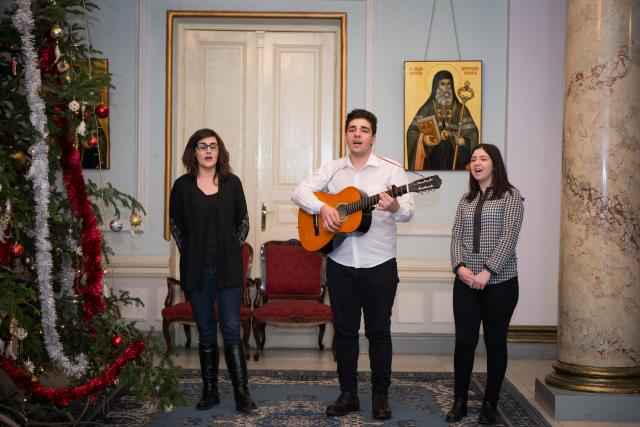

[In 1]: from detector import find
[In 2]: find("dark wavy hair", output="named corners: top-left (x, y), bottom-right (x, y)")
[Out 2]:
top-left (345, 108), bottom-right (378, 135)
top-left (181, 128), bottom-right (232, 180)
top-left (465, 143), bottom-right (514, 202)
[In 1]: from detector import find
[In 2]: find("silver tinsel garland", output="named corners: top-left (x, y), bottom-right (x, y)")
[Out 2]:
top-left (12, 0), bottom-right (88, 378)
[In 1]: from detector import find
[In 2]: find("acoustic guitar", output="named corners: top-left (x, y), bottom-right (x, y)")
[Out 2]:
top-left (297, 175), bottom-right (442, 252)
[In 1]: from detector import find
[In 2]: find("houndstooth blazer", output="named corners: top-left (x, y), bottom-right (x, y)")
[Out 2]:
top-left (450, 187), bottom-right (524, 285)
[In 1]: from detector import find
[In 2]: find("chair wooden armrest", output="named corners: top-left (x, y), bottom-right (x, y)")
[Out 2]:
top-left (242, 277), bottom-right (253, 308)
top-left (253, 278), bottom-right (268, 307)
top-left (164, 277), bottom-right (180, 307)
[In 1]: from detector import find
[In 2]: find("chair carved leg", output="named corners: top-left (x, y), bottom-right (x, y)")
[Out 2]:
top-left (259, 323), bottom-right (266, 350)
top-left (252, 318), bottom-right (262, 361)
top-left (183, 324), bottom-right (192, 349)
top-left (162, 319), bottom-right (172, 354)
top-left (318, 324), bottom-right (326, 350)
top-left (241, 318), bottom-right (251, 360)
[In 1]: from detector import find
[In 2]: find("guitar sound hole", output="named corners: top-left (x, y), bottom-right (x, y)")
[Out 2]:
top-left (336, 204), bottom-right (348, 221)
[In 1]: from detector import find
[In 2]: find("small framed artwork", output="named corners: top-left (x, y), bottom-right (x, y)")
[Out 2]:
top-left (80, 58), bottom-right (110, 169)
top-left (404, 60), bottom-right (482, 171)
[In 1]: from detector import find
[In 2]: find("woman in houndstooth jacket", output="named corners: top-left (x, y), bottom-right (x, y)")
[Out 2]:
top-left (445, 143), bottom-right (524, 425)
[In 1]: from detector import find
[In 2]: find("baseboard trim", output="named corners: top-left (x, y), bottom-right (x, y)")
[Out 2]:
top-left (389, 332), bottom-right (556, 358)
top-left (508, 325), bottom-right (557, 344)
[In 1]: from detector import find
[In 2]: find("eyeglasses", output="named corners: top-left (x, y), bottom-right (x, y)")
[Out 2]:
top-left (196, 142), bottom-right (219, 151)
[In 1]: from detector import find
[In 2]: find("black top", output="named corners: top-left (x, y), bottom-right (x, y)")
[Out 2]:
top-left (203, 193), bottom-right (219, 264)
top-left (169, 173), bottom-right (249, 292)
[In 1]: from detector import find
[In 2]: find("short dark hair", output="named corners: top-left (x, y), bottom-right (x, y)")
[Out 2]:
top-left (465, 143), bottom-right (514, 202)
top-left (181, 128), bottom-right (232, 179)
top-left (345, 108), bottom-right (377, 135)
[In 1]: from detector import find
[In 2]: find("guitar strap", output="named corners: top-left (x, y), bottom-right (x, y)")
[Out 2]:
top-left (332, 233), bottom-right (347, 251)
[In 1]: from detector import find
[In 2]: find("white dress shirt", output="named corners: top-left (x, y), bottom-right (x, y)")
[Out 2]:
top-left (292, 153), bottom-right (415, 268)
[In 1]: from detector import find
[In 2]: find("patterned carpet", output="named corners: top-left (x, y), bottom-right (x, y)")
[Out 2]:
top-left (98, 369), bottom-right (551, 426)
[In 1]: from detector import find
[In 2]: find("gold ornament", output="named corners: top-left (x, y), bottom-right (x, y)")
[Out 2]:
top-left (28, 146), bottom-right (36, 158)
top-left (9, 150), bottom-right (27, 169)
top-left (57, 59), bottom-right (69, 73)
top-left (129, 212), bottom-right (142, 227)
top-left (50, 24), bottom-right (64, 40)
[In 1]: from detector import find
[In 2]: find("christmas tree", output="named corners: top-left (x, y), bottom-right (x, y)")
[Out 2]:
top-left (0, 0), bottom-right (183, 423)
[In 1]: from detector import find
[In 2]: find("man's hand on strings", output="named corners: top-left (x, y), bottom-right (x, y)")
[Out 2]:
top-left (320, 204), bottom-right (341, 232)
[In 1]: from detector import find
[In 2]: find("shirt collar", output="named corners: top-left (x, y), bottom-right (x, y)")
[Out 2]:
top-left (344, 152), bottom-right (379, 170)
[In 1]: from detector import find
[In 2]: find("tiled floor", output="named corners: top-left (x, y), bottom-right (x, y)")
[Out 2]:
top-left (172, 348), bottom-right (640, 427)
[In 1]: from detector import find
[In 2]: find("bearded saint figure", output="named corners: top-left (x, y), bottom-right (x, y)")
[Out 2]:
top-left (406, 70), bottom-right (479, 170)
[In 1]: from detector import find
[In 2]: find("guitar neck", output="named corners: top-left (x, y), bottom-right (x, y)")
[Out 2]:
top-left (345, 184), bottom-right (409, 214)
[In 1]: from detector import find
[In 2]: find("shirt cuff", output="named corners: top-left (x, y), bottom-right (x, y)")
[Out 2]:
top-left (483, 264), bottom-right (496, 276)
top-left (453, 263), bottom-right (465, 274)
top-left (312, 199), bottom-right (326, 214)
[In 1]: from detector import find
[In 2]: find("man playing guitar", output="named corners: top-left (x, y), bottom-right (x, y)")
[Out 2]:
top-left (292, 109), bottom-right (415, 420)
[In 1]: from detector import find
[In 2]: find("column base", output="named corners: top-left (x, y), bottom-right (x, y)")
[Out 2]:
top-left (535, 377), bottom-right (640, 421)
top-left (545, 361), bottom-right (640, 393)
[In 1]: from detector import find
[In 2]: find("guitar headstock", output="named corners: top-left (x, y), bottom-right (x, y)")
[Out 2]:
top-left (408, 175), bottom-right (442, 193)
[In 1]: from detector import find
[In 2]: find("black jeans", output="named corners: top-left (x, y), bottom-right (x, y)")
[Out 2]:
top-left (453, 276), bottom-right (519, 403)
top-left (327, 257), bottom-right (399, 395)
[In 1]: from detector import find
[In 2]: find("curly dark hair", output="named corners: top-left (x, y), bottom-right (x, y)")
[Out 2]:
top-left (465, 143), bottom-right (514, 202)
top-left (181, 128), bottom-right (232, 181)
top-left (345, 108), bottom-right (378, 135)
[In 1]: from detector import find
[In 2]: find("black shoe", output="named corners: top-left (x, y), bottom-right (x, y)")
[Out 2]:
top-left (325, 392), bottom-right (360, 416)
top-left (224, 344), bottom-right (257, 414)
top-left (478, 400), bottom-right (498, 424)
top-left (196, 391), bottom-right (220, 410)
top-left (196, 345), bottom-right (220, 410)
top-left (372, 393), bottom-right (391, 420)
top-left (444, 398), bottom-right (467, 422)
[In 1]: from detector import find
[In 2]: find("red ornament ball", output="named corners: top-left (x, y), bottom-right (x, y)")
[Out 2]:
top-left (83, 111), bottom-right (91, 121)
top-left (51, 104), bottom-right (68, 128)
top-left (38, 46), bottom-right (56, 73)
top-left (111, 335), bottom-right (123, 348)
top-left (95, 104), bottom-right (109, 119)
top-left (10, 243), bottom-right (24, 258)
top-left (87, 136), bottom-right (98, 148)
top-left (51, 104), bottom-right (66, 113)
top-left (52, 114), bottom-right (68, 129)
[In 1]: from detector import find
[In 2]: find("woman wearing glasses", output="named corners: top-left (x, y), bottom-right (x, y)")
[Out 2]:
top-left (169, 128), bottom-right (256, 414)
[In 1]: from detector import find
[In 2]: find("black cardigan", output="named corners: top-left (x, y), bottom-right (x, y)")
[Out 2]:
top-left (169, 173), bottom-right (249, 292)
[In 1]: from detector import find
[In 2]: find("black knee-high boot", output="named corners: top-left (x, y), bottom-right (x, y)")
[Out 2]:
top-left (196, 344), bottom-right (220, 410)
top-left (224, 343), bottom-right (257, 414)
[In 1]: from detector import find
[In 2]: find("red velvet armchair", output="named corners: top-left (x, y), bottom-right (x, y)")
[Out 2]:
top-left (251, 239), bottom-right (334, 361)
top-left (161, 242), bottom-right (254, 358)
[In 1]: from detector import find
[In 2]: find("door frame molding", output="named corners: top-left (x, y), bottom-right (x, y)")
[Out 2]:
top-left (163, 11), bottom-right (347, 240)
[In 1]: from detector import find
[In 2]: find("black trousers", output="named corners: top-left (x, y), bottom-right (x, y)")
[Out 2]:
top-left (327, 257), bottom-right (399, 395)
top-left (453, 276), bottom-right (519, 404)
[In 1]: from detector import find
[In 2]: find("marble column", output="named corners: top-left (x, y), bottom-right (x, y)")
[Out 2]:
top-left (548, 0), bottom-right (640, 393)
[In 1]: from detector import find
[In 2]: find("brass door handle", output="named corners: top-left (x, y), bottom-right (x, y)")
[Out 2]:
top-left (261, 202), bottom-right (271, 231)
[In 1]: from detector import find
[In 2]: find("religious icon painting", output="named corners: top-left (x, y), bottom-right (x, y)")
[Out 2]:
top-left (404, 60), bottom-right (482, 171)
